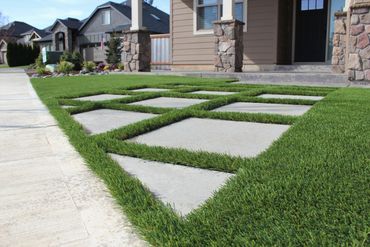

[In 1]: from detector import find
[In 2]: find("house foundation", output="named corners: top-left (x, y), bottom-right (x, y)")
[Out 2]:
top-left (122, 30), bottom-right (151, 72)
top-left (213, 20), bottom-right (244, 73)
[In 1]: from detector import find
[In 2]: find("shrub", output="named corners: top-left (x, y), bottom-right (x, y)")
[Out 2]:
top-left (6, 43), bottom-right (40, 67)
top-left (105, 33), bottom-right (122, 64)
top-left (35, 53), bottom-right (44, 68)
top-left (83, 61), bottom-right (96, 72)
top-left (71, 51), bottom-right (83, 70)
top-left (60, 51), bottom-right (82, 70)
top-left (57, 61), bottom-right (74, 74)
top-left (36, 66), bottom-right (49, 75)
top-left (117, 63), bottom-right (124, 70)
top-left (104, 65), bottom-right (111, 71)
top-left (97, 63), bottom-right (106, 71)
top-left (60, 51), bottom-right (73, 63)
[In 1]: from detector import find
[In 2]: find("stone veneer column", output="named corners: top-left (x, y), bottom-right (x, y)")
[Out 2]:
top-left (122, 30), bottom-right (151, 72)
top-left (332, 12), bottom-right (347, 73)
top-left (214, 20), bottom-right (244, 72)
top-left (348, 4), bottom-right (370, 80)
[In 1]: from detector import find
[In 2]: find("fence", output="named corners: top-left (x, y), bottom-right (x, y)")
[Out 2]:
top-left (151, 34), bottom-right (171, 70)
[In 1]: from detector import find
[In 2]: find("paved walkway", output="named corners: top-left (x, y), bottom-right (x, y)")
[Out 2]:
top-left (0, 69), bottom-right (147, 247)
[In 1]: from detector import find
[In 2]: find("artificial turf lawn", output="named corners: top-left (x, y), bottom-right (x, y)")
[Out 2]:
top-left (31, 74), bottom-right (370, 246)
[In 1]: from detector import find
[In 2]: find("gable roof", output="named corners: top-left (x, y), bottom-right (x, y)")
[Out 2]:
top-left (50, 18), bottom-right (83, 31)
top-left (34, 33), bottom-right (53, 43)
top-left (0, 21), bottom-right (36, 38)
top-left (21, 28), bottom-right (50, 38)
top-left (79, 1), bottom-right (169, 34)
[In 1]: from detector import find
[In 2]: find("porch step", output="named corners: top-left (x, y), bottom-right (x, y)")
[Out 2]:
top-left (269, 65), bottom-right (333, 73)
top-left (233, 72), bottom-right (350, 86)
top-left (176, 71), bottom-right (350, 87)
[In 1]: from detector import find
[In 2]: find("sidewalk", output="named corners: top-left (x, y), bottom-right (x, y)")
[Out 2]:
top-left (0, 69), bottom-right (147, 246)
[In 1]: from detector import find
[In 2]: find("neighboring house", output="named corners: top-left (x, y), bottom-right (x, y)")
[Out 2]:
top-left (34, 1), bottom-right (170, 63)
top-left (0, 21), bottom-right (42, 64)
top-left (170, 0), bottom-right (347, 71)
top-left (0, 21), bottom-right (51, 64)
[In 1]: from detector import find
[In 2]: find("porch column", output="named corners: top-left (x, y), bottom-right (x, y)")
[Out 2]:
top-left (130, 0), bottom-right (143, 31)
top-left (221, 0), bottom-right (235, 21)
top-left (122, 0), bottom-right (151, 72)
top-left (214, 0), bottom-right (244, 72)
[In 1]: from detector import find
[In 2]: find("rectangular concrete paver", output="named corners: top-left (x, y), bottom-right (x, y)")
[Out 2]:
top-left (73, 109), bottom-right (157, 134)
top-left (129, 118), bottom-right (290, 158)
top-left (74, 94), bottom-right (130, 101)
top-left (258, 94), bottom-right (324, 101)
top-left (110, 154), bottom-right (234, 216)
top-left (213, 102), bottom-right (312, 116)
top-left (129, 97), bottom-right (208, 109)
top-left (0, 69), bottom-right (147, 247)
top-left (190, 90), bottom-right (236, 95)
top-left (132, 88), bottom-right (170, 92)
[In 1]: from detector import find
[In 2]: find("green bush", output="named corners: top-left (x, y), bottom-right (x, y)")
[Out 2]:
top-left (83, 61), bottom-right (96, 72)
top-left (35, 53), bottom-right (44, 68)
top-left (60, 51), bottom-right (82, 70)
top-left (57, 61), bottom-right (74, 74)
top-left (117, 63), bottom-right (124, 70)
top-left (6, 43), bottom-right (40, 67)
top-left (36, 66), bottom-right (48, 75)
top-left (106, 34), bottom-right (122, 65)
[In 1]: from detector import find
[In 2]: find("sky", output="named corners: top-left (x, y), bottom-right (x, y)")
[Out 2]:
top-left (0, 0), bottom-right (170, 29)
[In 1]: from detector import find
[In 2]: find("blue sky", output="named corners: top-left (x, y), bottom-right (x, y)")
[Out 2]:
top-left (0, 0), bottom-right (170, 29)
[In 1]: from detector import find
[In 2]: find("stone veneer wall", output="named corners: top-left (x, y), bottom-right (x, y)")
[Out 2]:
top-left (213, 20), bottom-right (244, 72)
top-left (121, 30), bottom-right (151, 72)
top-left (348, 4), bottom-right (370, 80)
top-left (332, 12), bottom-right (347, 73)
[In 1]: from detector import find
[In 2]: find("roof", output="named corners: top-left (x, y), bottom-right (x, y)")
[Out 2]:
top-left (21, 28), bottom-right (50, 38)
top-left (0, 21), bottom-right (36, 37)
top-left (50, 18), bottom-right (83, 31)
top-left (79, 1), bottom-right (169, 34)
top-left (34, 33), bottom-right (53, 43)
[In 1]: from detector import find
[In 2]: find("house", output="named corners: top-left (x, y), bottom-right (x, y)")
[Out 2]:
top-left (0, 21), bottom-right (42, 64)
top-left (34, 1), bottom-right (170, 63)
top-left (169, 0), bottom-right (348, 72)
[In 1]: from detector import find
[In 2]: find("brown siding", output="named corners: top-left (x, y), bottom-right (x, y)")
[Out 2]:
top-left (172, 0), bottom-right (214, 65)
top-left (171, 0), bottom-right (280, 68)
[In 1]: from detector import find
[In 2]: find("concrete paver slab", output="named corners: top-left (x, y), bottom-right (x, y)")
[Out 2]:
top-left (190, 90), bottom-right (236, 95)
top-left (74, 94), bottom-right (130, 101)
top-left (258, 94), bottom-right (324, 101)
top-left (129, 97), bottom-right (208, 109)
top-left (213, 102), bottom-right (312, 116)
top-left (129, 118), bottom-right (290, 158)
top-left (0, 69), bottom-right (147, 246)
top-left (73, 109), bottom-right (157, 134)
top-left (110, 154), bottom-right (234, 216)
top-left (132, 88), bottom-right (170, 92)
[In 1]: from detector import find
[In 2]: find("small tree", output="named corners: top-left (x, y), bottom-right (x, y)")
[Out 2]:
top-left (105, 34), bottom-right (122, 65)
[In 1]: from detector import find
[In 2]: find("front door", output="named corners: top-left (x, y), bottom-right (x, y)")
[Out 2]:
top-left (295, 0), bottom-right (328, 62)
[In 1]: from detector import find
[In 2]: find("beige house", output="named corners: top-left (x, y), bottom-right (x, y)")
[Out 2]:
top-left (119, 0), bottom-right (370, 81)
top-left (170, 0), bottom-right (349, 71)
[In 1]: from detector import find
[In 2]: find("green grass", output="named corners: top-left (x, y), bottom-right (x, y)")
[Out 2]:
top-left (31, 74), bottom-right (369, 246)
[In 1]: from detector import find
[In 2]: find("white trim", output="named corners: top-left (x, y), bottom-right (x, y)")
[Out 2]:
top-left (193, 0), bottom-right (247, 35)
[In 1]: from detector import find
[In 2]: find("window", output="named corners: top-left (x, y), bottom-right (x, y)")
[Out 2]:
top-left (195, 0), bottom-right (246, 32)
top-left (301, 0), bottom-right (324, 11)
top-left (102, 10), bottom-right (111, 25)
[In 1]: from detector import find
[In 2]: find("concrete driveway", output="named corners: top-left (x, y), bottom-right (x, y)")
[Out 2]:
top-left (0, 68), bottom-right (147, 246)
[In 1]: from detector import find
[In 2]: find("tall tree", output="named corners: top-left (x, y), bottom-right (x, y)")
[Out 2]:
top-left (105, 33), bottom-right (122, 65)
